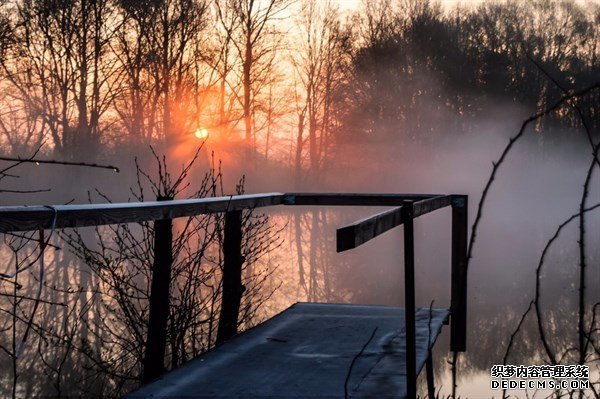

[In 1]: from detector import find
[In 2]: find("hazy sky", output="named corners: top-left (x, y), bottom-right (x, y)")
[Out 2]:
top-left (334, 0), bottom-right (594, 11)
top-left (334, 0), bottom-right (487, 12)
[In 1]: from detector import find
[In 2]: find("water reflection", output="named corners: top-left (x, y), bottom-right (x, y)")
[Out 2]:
top-left (0, 202), bottom-right (598, 397)
top-left (258, 206), bottom-right (600, 398)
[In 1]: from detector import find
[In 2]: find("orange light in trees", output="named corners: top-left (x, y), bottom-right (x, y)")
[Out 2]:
top-left (195, 127), bottom-right (209, 140)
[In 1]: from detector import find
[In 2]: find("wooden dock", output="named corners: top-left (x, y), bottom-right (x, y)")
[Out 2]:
top-left (126, 302), bottom-right (450, 398)
top-left (0, 192), bottom-right (468, 397)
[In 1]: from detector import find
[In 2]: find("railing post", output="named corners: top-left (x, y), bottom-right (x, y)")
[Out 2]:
top-left (216, 210), bottom-right (244, 345)
top-left (450, 195), bottom-right (468, 352)
top-left (402, 200), bottom-right (417, 399)
top-left (142, 196), bottom-right (173, 383)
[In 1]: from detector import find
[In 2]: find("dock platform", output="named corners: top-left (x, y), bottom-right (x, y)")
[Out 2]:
top-left (128, 302), bottom-right (450, 398)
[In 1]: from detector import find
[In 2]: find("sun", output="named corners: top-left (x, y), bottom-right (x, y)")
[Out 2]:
top-left (194, 127), bottom-right (209, 140)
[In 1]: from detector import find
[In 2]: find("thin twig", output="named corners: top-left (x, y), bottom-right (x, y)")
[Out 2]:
top-left (344, 326), bottom-right (378, 399)
top-left (0, 156), bottom-right (120, 173)
top-left (524, 57), bottom-right (600, 388)
top-left (0, 292), bottom-right (66, 306)
top-left (578, 153), bottom-right (596, 373)
top-left (526, 54), bottom-right (600, 169)
top-left (466, 82), bottom-right (599, 268)
top-left (535, 201), bottom-right (600, 365)
top-left (0, 188), bottom-right (51, 194)
top-left (502, 300), bottom-right (534, 399)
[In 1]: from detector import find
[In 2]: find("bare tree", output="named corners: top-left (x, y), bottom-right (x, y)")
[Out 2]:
top-left (215, 0), bottom-right (291, 163)
top-left (0, 0), bottom-right (120, 159)
top-left (62, 148), bottom-right (283, 395)
top-left (290, 0), bottom-right (347, 184)
top-left (112, 0), bottom-right (210, 147)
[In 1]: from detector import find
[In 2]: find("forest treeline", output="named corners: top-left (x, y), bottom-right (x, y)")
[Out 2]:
top-left (0, 0), bottom-right (598, 184)
top-left (0, 0), bottom-right (599, 397)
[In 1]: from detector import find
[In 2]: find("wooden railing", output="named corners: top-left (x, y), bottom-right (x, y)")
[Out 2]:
top-left (0, 192), bottom-right (468, 397)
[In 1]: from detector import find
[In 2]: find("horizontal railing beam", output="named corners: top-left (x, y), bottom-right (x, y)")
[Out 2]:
top-left (337, 206), bottom-right (403, 252)
top-left (282, 193), bottom-right (441, 206)
top-left (413, 195), bottom-right (452, 217)
top-left (0, 193), bottom-right (452, 234)
top-left (0, 193), bottom-right (284, 233)
top-left (336, 195), bottom-right (452, 252)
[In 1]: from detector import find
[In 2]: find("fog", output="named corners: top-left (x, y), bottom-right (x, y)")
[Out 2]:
top-left (1, 0), bottom-right (599, 397)
top-left (2, 56), bottom-right (598, 399)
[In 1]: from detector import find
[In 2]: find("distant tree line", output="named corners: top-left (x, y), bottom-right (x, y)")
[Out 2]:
top-left (0, 149), bottom-right (284, 397)
top-left (343, 0), bottom-right (599, 145)
top-left (0, 0), bottom-right (598, 397)
top-left (0, 0), bottom-right (596, 179)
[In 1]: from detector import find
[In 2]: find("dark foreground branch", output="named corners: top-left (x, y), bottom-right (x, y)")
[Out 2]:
top-left (466, 82), bottom-right (600, 268)
top-left (0, 156), bottom-right (120, 173)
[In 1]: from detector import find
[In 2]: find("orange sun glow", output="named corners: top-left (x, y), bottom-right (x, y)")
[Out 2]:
top-left (195, 127), bottom-right (209, 140)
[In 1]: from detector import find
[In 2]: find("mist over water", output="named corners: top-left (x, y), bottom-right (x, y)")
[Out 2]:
top-left (0, 0), bottom-right (599, 397)
top-left (232, 98), bottom-right (600, 397)
top-left (1, 87), bottom-right (598, 399)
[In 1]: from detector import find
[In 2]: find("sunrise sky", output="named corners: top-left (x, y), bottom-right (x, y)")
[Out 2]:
top-left (334, 0), bottom-right (488, 12)
top-left (334, 0), bottom-right (592, 12)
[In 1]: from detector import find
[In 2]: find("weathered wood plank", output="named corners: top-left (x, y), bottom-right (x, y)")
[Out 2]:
top-left (450, 194), bottom-right (468, 352)
top-left (142, 197), bottom-right (173, 383)
top-left (402, 201), bottom-right (417, 399)
top-left (0, 193), bottom-right (453, 234)
top-left (337, 207), bottom-right (404, 252)
top-left (282, 193), bottom-right (441, 206)
top-left (336, 196), bottom-right (452, 252)
top-left (413, 195), bottom-right (452, 217)
top-left (0, 193), bottom-right (284, 233)
top-left (216, 210), bottom-right (244, 345)
top-left (126, 303), bottom-right (450, 398)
